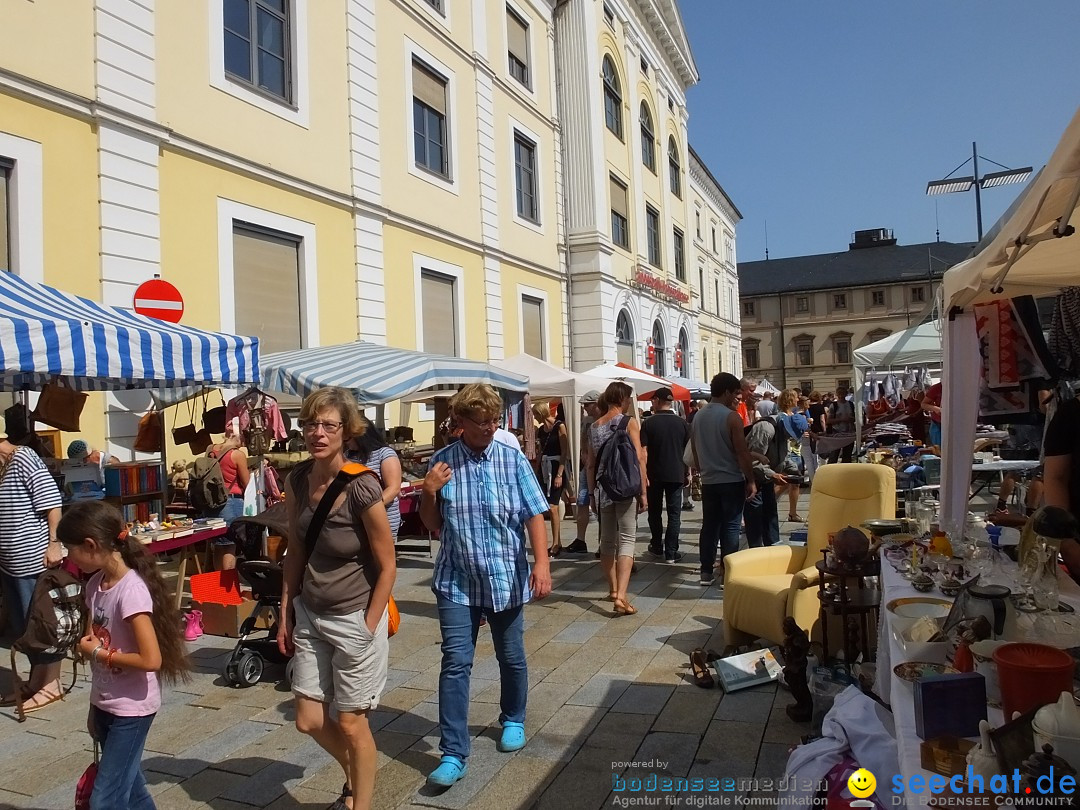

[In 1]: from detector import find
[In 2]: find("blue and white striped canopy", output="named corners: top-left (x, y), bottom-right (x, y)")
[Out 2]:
top-left (261, 341), bottom-right (529, 404)
top-left (0, 272), bottom-right (260, 391)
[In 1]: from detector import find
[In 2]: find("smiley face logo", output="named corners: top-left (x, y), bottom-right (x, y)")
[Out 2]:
top-left (847, 768), bottom-right (876, 799)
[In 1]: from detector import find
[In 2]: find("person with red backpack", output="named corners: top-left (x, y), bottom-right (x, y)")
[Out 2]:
top-left (586, 381), bottom-right (647, 616)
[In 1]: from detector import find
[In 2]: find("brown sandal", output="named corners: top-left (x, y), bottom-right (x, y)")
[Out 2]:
top-left (689, 649), bottom-right (715, 688)
top-left (612, 599), bottom-right (637, 616)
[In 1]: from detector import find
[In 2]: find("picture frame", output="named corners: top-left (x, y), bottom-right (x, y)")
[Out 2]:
top-left (989, 705), bottom-right (1039, 773)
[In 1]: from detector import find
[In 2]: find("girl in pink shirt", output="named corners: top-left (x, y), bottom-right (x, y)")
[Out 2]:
top-left (59, 501), bottom-right (190, 809)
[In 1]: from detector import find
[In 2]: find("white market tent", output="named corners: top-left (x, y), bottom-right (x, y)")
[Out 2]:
top-left (756, 377), bottom-right (781, 395)
top-left (492, 354), bottom-right (611, 488)
top-left (939, 104), bottom-right (1080, 529)
top-left (852, 320), bottom-right (942, 446)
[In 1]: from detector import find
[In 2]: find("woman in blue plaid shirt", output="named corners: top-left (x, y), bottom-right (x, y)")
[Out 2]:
top-left (420, 384), bottom-right (552, 787)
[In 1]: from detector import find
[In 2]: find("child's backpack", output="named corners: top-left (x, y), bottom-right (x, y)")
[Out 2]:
top-left (11, 566), bottom-right (86, 722)
top-left (190, 453), bottom-right (229, 512)
top-left (746, 416), bottom-right (790, 480)
top-left (596, 415), bottom-right (642, 502)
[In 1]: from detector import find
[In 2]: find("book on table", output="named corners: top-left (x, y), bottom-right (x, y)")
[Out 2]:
top-left (712, 649), bottom-right (783, 692)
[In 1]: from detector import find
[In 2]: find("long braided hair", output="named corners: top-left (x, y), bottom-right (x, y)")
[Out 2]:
top-left (58, 501), bottom-right (191, 684)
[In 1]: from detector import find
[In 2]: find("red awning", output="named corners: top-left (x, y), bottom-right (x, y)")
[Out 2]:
top-left (615, 362), bottom-right (691, 401)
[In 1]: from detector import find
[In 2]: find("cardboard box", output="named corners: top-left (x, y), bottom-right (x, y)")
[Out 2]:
top-left (920, 736), bottom-right (977, 776)
top-left (914, 672), bottom-right (987, 740)
top-left (192, 597), bottom-right (270, 638)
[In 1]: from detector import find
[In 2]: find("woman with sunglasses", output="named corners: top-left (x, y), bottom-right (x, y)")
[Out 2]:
top-left (278, 387), bottom-right (397, 810)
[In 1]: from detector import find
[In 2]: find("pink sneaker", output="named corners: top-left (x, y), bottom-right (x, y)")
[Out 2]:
top-left (183, 610), bottom-right (204, 641)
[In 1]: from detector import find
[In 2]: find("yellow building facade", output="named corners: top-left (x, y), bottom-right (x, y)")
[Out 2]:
top-left (1, 0), bottom-right (568, 451)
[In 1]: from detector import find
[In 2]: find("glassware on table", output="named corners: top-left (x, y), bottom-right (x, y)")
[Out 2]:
top-left (1015, 546), bottom-right (1047, 610)
top-left (968, 545), bottom-right (994, 585)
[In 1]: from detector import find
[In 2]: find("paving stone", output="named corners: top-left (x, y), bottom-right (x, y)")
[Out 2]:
top-left (565, 673), bottom-right (631, 708)
top-left (581, 710), bottom-right (653, 753)
top-left (754, 742), bottom-right (793, 782)
top-left (408, 734), bottom-right (510, 809)
top-left (146, 719), bottom-right (279, 778)
top-left (380, 686), bottom-right (435, 713)
top-left (148, 766), bottom-right (251, 807)
top-left (653, 687), bottom-right (723, 736)
top-left (696, 719), bottom-right (764, 774)
top-left (263, 783), bottom-right (343, 809)
top-left (551, 619), bottom-right (605, 644)
top-left (624, 624), bottom-right (677, 650)
top-left (525, 641), bottom-right (579, 670)
top-left (610, 683), bottom-right (674, 715)
top-left (713, 688), bottom-right (777, 723)
top-left (219, 738), bottom-right (333, 805)
top-left (383, 697), bottom-right (441, 736)
top-left (535, 743), bottom-right (620, 810)
top-left (600, 646), bottom-right (653, 677)
top-left (466, 754), bottom-right (562, 810)
top-left (763, 700), bottom-right (812, 745)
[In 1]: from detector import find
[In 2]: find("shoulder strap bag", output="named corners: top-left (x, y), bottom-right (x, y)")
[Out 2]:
top-left (303, 462), bottom-right (399, 637)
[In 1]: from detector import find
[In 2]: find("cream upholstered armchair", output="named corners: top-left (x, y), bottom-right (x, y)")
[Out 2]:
top-left (723, 464), bottom-right (896, 648)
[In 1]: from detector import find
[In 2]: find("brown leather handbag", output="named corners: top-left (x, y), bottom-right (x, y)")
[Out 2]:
top-left (172, 399), bottom-right (198, 446)
top-left (134, 409), bottom-right (163, 452)
top-left (32, 377), bottom-right (88, 432)
top-left (202, 390), bottom-right (227, 434)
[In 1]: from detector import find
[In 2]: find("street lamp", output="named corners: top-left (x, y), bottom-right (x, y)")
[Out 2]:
top-left (926, 141), bottom-right (1032, 241)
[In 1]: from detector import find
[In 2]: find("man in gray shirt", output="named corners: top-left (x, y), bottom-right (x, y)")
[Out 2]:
top-left (690, 373), bottom-right (756, 586)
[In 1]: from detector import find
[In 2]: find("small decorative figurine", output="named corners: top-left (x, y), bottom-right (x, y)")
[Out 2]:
top-left (169, 459), bottom-right (189, 493)
top-left (782, 616), bottom-right (813, 722)
top-left (966, 720), bottom-right (1000, 787)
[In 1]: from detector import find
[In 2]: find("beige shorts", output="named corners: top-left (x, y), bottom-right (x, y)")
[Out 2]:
top-left (291, 596), bottom-right (389, 712)
top-left (598, 500), bottom-right (637, 558)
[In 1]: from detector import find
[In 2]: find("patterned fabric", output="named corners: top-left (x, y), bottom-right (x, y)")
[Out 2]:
top-left (975, 296), bottom-right (1056, 422)
top-left (0, 447), bottom-right (62, 577)
top-left (430, 439), bottom-right (548, 612)
top-left (1049, 286), bottom-right (1080, 379)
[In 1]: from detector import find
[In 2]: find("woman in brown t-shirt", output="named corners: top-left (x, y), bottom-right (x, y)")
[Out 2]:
top-left (278, 387), bottom-right (396, 810)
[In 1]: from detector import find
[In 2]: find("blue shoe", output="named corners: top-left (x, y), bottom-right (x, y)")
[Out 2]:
top-left (428, 756), bottom-right (468, 787)
top-left (498, 721), bottom-right (526, 752)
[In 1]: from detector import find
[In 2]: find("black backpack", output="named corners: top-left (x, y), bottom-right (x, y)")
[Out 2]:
top-left (746, 416), bottom-right (789, 476)
top-left (11, 567), bottom-right (86, 722)
top-left (596, 415), bottom-right (642, 502)
top-left (190, 453), bottom-right (229, 512)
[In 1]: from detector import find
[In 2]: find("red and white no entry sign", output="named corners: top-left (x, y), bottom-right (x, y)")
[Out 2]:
top-left (133, 278), bottom-right (184, 323)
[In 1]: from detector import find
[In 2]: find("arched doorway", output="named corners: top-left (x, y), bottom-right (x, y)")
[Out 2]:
top-left (652, 320), bottom-right (666, 377)
top-left (615, 309), bottom-right (634, 366)
top-left (678, 327), bottom-right (690, 377)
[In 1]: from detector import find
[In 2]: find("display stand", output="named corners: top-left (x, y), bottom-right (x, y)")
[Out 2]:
top-left (104, 461), bottom-right (166, 523)
top-left (816, 552), bottom-right (880, 669)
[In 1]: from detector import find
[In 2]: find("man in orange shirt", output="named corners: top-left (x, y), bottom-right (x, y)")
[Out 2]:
top-left (736, 378), bottom-right (757, 427)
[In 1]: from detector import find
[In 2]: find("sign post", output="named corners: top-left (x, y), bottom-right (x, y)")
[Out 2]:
top-left (133, 278), bottom-right (184, 323)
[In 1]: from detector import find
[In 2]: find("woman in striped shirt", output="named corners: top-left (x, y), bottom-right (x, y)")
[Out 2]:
top-left (0, 435), bottom-right (65, 712)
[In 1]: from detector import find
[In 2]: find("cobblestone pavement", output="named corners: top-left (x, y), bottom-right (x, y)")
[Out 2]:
top-left (0, 498), bottom-right (815, 810)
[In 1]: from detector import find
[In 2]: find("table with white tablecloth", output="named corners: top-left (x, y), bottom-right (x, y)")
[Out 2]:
top-left (876, 557), bottom-right (1080, 809)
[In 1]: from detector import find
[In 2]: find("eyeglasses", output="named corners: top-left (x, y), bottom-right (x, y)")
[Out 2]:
top-left (463, 415), bottom-right (500, 430)
top-left (300, 420), bottom-right (343, 434)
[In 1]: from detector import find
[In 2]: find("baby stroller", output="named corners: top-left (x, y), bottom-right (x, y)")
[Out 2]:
top-left (222, 559), bottom-right (290, 687)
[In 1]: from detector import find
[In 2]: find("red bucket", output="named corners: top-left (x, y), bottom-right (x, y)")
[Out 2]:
top-left (993, 642), bottom-right (1075, 720)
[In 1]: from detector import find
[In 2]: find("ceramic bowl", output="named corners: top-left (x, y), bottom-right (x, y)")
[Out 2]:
top-left (911, 574), bottom-right (935, 593)
top-left (886, 596), bottom-right (953, 634)
top-left (939, 578), bottom-right (964, 598)
top-left (893, 661), bottom-right (959, 683)
top-left (893, 622), bottom-right (949, 663)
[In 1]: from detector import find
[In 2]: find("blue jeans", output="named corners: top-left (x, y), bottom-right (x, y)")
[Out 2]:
top-left (744, 480), bottom-right (780, 548)
top-left (436, 595), bottom-right (526, 760)
top-left (698, 482), bottom-right (746, 576)
top-left (90, 706), bottom-right (156, 810)
top-left (0, 570), bottom-right (65, 665)
top-left (647, 481), bottom-right (683, 555)
top-left (929, 421), bottom-right (942, 447)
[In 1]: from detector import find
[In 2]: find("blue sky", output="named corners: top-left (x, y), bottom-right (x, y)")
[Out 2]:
top-left (681, 1), bottom-right (1080, 262)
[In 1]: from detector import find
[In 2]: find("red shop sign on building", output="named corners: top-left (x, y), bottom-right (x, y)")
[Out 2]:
top-left (631, 267), bottom-right (690, 305)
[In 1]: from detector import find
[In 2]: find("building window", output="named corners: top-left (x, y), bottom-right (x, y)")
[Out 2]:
top-left (795, 296), bottom-right (809, 313)
top-left (521, 295), bottom-right (545, 359)
top-left (673, 227), bottom-right (685, 281)
top-left (871, 289), bottom-right (885, 307)
top-left (651, 320), bottom-right (666, 376)
top-left (695, 210), bottom-right (701, 239)
top-left (911, 286), bottom-right (926, 303)
top-left (609, 174), bottom-right (629, 249)
top-left (668, 97), bottom-right (674, 113)
top-left (800, 380), bottom-right (814, 393)
top-left (615, 308), bottom-right (634, 365)
top-left (0, 160), bottom-right (10, 271)
top-left (744, 345), bottom-right (759, 369)
top-left (224, 0), bottom-right (292, 102)
top-left (603, 2), bottom-right (615, 27)
top-left (833, 293), bottom-right (847, 310)
top-left (640, 55), bottom-right (648, 75)
top-left (646, 205), bottom-right (661, 268)
top-left (711, 227), bottom-right (717, 253)
top-left (639, 103), bottom-right (655, 173)
top-left (698, 266), bottom-right (705, 306)
top-left (714, 279), bottom-right (720, 316)
top-left (506, 7), bottom-right (530, 87)
top-left (602, 56), bottom-right (622, 139)
top-left (422, 0), bottom-right (444, 13)
top-left (233, 223), bottom-right (302, 355)
top-left (836, 378), bottom-right (851, 391)
top-left (867, 329), bottom-right (891, 344)
top-left (412, 59), bottom-right (450, 178)
top-left (835, 339), bottom-right (851, 364)
top-left (513, 132), bottom-right (539, 223)
top-left (796, 340), bottom-right (813, 367)
top-left (743, 301), bottom-right (755, 317)
top-left (421, 270), bottom-right (458, 356)
top-left (703, 350), bottom-right (709, 380)
top-left (667, 137), bottom-right (681, 198)
top-left (678, 328), bottom-right (689, 373)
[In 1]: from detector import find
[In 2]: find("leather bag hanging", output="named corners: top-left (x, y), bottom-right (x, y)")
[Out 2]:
top-left (188, 427), bottom-right (214, 455)
top-left (172, 398), bottom-right (198, 446)
top-left (31, 377), bottom-right (88, 432)
top-left (133, 408), bottom-right (163, 452)
top-left (203, 390), bottom-right (227, 434)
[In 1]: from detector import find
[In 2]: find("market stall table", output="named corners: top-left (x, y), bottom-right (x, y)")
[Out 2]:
top-left (969, 459), bottom-right (1042, 501)
top-left (875, 553), bottom-right (1080, 809)
top-left (145, 526), bottom-right (228, 609)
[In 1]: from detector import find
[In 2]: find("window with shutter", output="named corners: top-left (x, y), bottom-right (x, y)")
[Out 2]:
top-left (421, 271), bottom-right (458, 355)
top-left (514, 133), bottom-right (539, 223)
top-left (412, 60), bottom-right (449, 177)
top-left (0, 162), bottom-right (10, 272)
top-left (521, 296), bottom-right (545, 359)
top-left (610, 175), bottom-right (629, 248)
top-left (223, 0), bottom-right (292, 102)
top-left (646, 206), bottom-right (661, 267)
top-left (506, 8), bottom-right (530, 87)
top-left (233, 224), bottom-right (302, 355)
